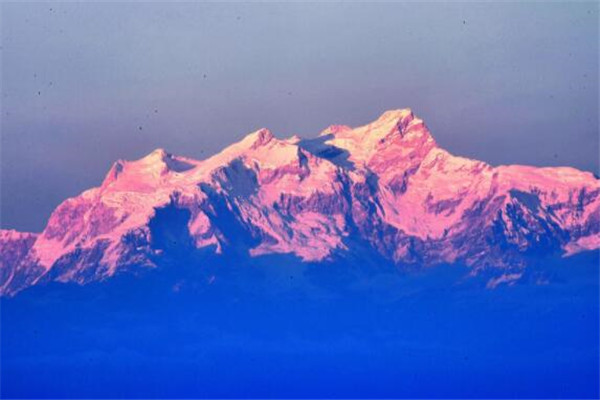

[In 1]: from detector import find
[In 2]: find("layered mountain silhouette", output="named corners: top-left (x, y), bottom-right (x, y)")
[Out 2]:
top-left (1, 109), bottom-right (599, 296)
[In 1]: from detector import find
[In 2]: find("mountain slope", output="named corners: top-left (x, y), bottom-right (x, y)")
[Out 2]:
top-left (1, 109), bottom-right (599, 295)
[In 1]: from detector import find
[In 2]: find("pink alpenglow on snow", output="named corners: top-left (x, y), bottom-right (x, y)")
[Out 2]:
top-left (1, 109), bottom-right (599, 295)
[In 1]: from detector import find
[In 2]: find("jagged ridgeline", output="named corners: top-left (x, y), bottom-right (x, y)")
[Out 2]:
top-left (1, 109), bottom-right (599, 295)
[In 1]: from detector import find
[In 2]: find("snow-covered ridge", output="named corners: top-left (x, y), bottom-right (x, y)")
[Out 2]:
top-left (1, 108), bottom-right (599, 295)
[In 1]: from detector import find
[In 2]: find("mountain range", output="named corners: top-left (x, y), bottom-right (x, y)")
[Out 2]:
top-left (1, 109), bottom-right (599, 296)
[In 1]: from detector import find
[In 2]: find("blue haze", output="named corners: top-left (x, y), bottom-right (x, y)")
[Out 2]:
top-left (2, 249), bottom-right (599, 398)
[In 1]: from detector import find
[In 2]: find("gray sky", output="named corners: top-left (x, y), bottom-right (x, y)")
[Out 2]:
top-left (1, 2), bottom-right (598, 232)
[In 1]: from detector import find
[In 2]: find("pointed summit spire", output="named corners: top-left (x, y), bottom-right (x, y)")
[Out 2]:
top-left (371, 108), bottom-right (419, 136)
top-left (376, 108), bottom-right (414, 122)
top-left (244, 128), bottom-right (274, 149)
top-left (141, 148), bottom-right (170, 163)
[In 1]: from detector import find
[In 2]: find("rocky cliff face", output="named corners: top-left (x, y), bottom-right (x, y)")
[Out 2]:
top-left (1, 109), bottom-right (599, 295)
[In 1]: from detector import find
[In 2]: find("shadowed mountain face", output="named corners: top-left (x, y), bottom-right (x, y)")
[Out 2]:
top-left (1, 109), bottom-right (599, 296)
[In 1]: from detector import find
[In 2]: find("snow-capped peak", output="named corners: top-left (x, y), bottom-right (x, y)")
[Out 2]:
top-left (144, 147), bottom-right (170, 162)
top-left (319, 124), bottom-right (352, 136)
top-left (376, 107), bottom-right (414, 123)
top-left (100, 148), bottom-right (199, 194)
top-left (237, 128), bottom-right (274, 150)
top-left (313, 109), bottom-right (435, 170)
top-left (363, 108), bottom-right (431, 142)
top-left (1, 108), bottom-right (599, 296)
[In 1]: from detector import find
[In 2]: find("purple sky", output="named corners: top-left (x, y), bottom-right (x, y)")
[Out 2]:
top-left (1, 2), bottom-right (598, 232)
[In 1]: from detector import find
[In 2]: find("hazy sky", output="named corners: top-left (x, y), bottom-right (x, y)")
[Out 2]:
top-left (1, 2), bottom-right (598, 232)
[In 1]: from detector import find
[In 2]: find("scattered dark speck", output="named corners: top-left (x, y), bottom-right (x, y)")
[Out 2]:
top-left (138, 126), bottom-right (143, 131)
top-left (37, 91), bottom-right (41, 96)
top-left (154, 109), bottom-right (158, 113)
top-left (462, 20), bottom-right (466, 25)
top-left (554, 153), bottom-right (558, 159)
top-left (237, 16), bottom-right (241, 20)
top-left (203, 74), bottom-right (207, 79)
